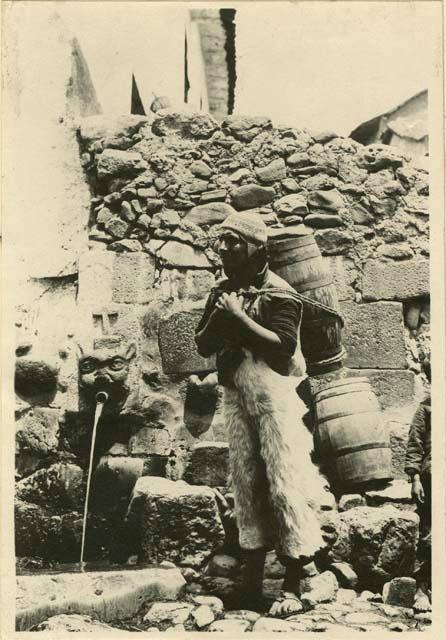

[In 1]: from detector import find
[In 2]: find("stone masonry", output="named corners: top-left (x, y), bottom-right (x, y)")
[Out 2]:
top-left (14, 110), bottom-right (430, 568)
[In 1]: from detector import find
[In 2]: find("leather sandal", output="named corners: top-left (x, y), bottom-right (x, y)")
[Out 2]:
top-left (268, 590), bottom-right (304, 619)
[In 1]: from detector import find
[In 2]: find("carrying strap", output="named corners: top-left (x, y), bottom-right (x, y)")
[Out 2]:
top-left (236, 286), bottom-right (344, 326)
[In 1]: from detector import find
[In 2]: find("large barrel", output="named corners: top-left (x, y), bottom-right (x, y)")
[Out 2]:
top-left (267, 226), bottom-right (344, 374)
top-left (313, 377), bottom-right (392, 487)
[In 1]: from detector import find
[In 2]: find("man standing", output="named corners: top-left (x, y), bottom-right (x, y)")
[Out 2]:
top-left (405, 356), bottom-right (431, 612)
top-left (195, 212), bottom-right (326, 616)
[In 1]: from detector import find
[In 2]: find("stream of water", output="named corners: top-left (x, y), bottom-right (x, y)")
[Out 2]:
top-left (79, 392), bottom-right (108, 569)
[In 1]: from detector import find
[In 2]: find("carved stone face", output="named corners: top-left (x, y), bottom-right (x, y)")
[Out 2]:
top-left (79, 341), bottom-right (136, 410)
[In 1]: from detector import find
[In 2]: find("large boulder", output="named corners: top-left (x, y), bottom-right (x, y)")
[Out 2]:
top-left (329, 505), bottom-right (419, 590)
top-left (16, 408), bottom-right (60, 476)
top-left (131, 477), bottom-right (225, 568)
top-left (15, 463), bottom-right (84, 511)
top-left (183, 442), bottom-right (229, 487)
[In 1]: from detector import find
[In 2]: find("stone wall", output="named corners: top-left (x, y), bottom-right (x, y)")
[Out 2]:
top-left (14, 109), bottom-right (430, 563)
top-left (80, 109), bottom-right (429, 417)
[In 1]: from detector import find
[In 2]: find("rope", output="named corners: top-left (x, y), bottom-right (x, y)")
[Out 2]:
top-left (236, 286), bottom-right (344, 325)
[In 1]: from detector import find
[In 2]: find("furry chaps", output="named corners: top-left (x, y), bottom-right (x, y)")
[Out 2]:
top-left (224, 350), bottom-right (327, 560)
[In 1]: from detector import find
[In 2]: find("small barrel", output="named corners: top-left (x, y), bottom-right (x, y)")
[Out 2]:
top-left (313, 377), bottom-right (392, 487)
top-left (267, 226), bottom-right (344, 374)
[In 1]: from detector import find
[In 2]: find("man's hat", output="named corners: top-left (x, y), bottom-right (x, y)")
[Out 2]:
top-left (218, 211), bottom-right (268, 245)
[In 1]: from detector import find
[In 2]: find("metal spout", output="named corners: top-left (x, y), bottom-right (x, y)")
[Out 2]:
top-left (95, 390), bottom-right (109, 404)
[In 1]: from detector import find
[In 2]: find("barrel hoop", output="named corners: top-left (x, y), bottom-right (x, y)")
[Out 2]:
top-left (317, 407), bottom-right (378, 425)
top-left (302, 316), bottom-right (343, 327)
top-left (314, 378), bottom-right (372, 398)
top-left (335, 442), bottom-right (390, 458)
top-left (313, 377), bottom-right (370, 396)
top-left (303, 346), bottom-right (343, 361)
top-left (297, 278), bottom-right (335, 293)
top-left (269, 249), bottom-right (321, 267)
top-left (305, 351), bottom-right (346, 376)
top-left (269, 236), bottom-right (316, 249)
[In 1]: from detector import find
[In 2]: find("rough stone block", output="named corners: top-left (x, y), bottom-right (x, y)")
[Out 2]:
top-left (127, 392), bottom-right (181, 429)
top-left (341, 302), bottom-right (406, 369)
top-left (300, 571), bottom-right (339, 607)
top-left (183, 442), bottom-right (229, 487)
top-left (329, 505), bottom-right (419, 589)
top-left (185, 202), bottom-right (235, 226)
top-left (388, 419), bottom-right (410, 478)
top-left (91, 303), bottom-right (141, 340)
top-left (192, 595), bottom-right (224, 615)
top-left (230, 185), bottom-right (275, 210)
top-left (363, 259), bottom-right (429, 302)
top-left (15, 463), bottom-right (84, 511)
top-left (338, 494), bottom-right (366, 512)
top-left (128, 427), bottom-right (171, 456)
top-left (135, 477), bottom-right (225, 567)
top-left (222, 115), bottom-right (272, 142)
top-left (97, 149), bottom-right (147, 179)
top-left (16, 567), bottom-right (185, 631)
top-left (111, 252), bottom-right (156, 303)
top-left (192, 604), bottom-right (215, 628)
top-left (255, 158), bottom-right (287, 183)
top-left (330, 564), bottom-right (359, 590)
top-left (326, 256), bottom-right (357, 301)
top-left (151, 110), bottom-right (219, 139)
top-left (79, 114), bottom-right (148, 145)
top-left (307, 189), bottom-right (345, 213)
top-left (143, 602), bottom-right (194, 625)
top-left (273, 193), bottom-right (308, 217)
top-left (365, 480), bottom-right (412, 506)
top-left (252, 617), bottom-right (290, 633)
top-left (16, 408), bottom-right (60, 476)
top-left (33, 614), bottom-right (125, 633)
top-left (158, 311), bottom-right (216, 374)
top-left (346, 369), bottom-right (416, 409)
top-left (304, 213), bottom-right (344, 228)
top-left (15, 500), bottom-right (63, 558)
top-left (383, 577), bottom-right (417, 608)
top-left (314, 228), bottom-right (354, 255)
top-left (209, 619), bottom-right (251, 633)
top-left (158, 242), bottom-right (212, 268)
top-left (78, 251), bottom-right (114, 303)
top-left (207, 554), bottom-right (240, 578)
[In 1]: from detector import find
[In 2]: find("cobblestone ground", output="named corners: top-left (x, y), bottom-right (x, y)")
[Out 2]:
top-left (106, 581), bottom-right (431, 634)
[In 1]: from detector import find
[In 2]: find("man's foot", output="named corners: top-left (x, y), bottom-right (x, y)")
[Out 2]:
top-left (414, 587), bottom-right (431, 613)
top-left (268, 591), bottom-right (303, 618)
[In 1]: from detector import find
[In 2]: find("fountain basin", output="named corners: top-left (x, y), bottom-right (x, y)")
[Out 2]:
top-left (16, 565), bottom-right (186, 631)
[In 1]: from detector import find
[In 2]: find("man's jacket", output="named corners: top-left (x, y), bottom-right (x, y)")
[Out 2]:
top-left (404, 397), bottom-right (431, 479)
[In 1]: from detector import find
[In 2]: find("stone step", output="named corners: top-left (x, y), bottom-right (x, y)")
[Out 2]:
top-left (16, 566), bottom-right (185, 631)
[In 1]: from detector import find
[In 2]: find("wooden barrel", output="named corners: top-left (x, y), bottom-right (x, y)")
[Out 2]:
top-left (267, 226), bottom-right (344, 374)
top-left (313, 377), bottom-right (392, 487)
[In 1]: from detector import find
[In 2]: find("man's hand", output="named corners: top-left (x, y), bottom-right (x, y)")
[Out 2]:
top-left (215, 292), bottom-right (245, 319)
top-left (412, 475), bottom-right (425, 504)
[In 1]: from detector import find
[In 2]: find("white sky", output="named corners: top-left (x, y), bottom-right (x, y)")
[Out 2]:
top-left (10, 1), bottom-right (441, 134)
top-left (235, 1), bottom-right (440, 134)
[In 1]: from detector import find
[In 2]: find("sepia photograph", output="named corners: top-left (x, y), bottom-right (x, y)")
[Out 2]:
top-left (1, 0), bottom-right (445, 636)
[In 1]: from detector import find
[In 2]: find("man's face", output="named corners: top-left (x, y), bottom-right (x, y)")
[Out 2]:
top-left (216, 231), bottom-right (249, 276)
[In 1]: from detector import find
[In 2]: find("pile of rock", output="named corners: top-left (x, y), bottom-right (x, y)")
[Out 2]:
top-left (27, 576), bottom-right (431, 634)
top-left (80, 112), bottom-right (428, 271)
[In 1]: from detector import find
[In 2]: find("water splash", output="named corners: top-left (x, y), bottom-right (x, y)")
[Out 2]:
top-left (79, 391), bottom-right (108, 569)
